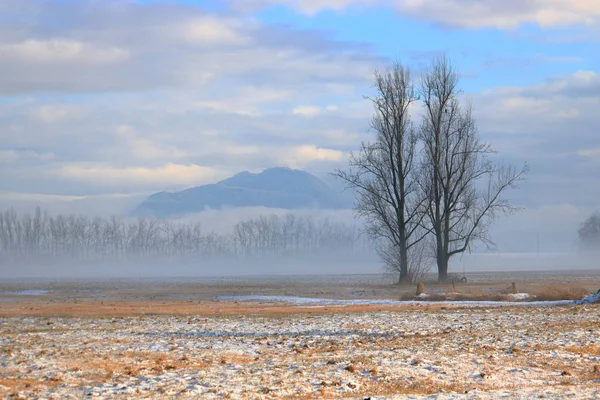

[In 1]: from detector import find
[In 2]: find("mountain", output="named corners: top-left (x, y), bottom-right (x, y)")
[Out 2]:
top-left (133, 167), bottom-right (353, 218)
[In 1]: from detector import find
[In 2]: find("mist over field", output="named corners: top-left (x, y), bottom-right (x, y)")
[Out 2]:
top-left (0, 203), bottom-right (597, 280)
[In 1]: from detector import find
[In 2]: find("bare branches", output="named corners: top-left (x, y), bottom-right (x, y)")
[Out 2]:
top-left (419, 56), bottom-right (528, 281)
top-left (337, 56), bottom-right (528, 282)
top-left (334, 61), bottom-right (426, 284)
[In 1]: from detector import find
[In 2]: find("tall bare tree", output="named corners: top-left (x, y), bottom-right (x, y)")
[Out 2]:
top-left (334, 61), bottom-right (426, 283)
top-left (419, 57), bottom-right (528, 281)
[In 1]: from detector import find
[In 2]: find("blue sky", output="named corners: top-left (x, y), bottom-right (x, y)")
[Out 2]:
top-left (255, 5), bottom-right (597, 90)
top-left (0, 0), bottom-right (599, 252)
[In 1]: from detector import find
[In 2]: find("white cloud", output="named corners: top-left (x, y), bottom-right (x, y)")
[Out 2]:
top-left (474, 71), bottom-right (600, 138)
top-left (0, 1), bottom-right (376, 96)
top-left (395, 0), bottom-right (600, 29)
top-left (59, 163), bottom-right (221, 188)
top-left (280, 145), bottom-right (344, 168)
top-left (193, 86), bottom-right (293, 116)
top-left (233, 0), bottom-right (600, 29)
top-left (0, 39), bottom-right (129, 64)
top-left (114, 125), bottom-right (190, 161)
top-left (292, 105), bottom-right (321, 116)
top-left (0, 149), bottom-right (55, 164)
top-left (578, 148), bottom-right (600, 158)
top-left (224, 145), bottom-right (262, 156)
top-left (34, 105), bottom-right (83, 124)
top-left (181, 17), bottom-right (251, 47)
top-left (231, 0), bottom-right (378, 15)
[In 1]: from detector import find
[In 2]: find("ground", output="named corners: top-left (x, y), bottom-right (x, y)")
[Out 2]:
top-left (1, 271), bottom-right (599, 399)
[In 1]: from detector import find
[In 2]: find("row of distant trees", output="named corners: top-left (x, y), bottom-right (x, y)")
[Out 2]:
top-left (0, 208), bottom-right (369, 265)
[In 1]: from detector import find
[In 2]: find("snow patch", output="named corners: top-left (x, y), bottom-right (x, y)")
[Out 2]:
top-left (218, 295), bottom-right (572, 307)
top-left (574, 291), bottom-right (600, 305)
top-left (2, 290), bottom-right (49, 296)
top-left (507, 293), bottom-right (531, 301)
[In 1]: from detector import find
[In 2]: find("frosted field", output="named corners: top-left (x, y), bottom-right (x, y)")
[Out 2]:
top-left (1, 272), bottom-right (600, 399)
top-left (2, 302), bottom-right (600, 399)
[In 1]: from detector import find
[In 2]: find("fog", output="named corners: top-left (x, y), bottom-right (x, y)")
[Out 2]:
top-left (0, 205), bottom-right (597, 280)
top-left (0, 208), bottom-right (378, 279)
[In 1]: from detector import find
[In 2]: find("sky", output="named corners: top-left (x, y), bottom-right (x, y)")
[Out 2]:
top-left (0, 0), bottom-right (599, 253)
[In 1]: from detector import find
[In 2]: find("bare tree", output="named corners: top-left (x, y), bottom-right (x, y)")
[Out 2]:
top-left (378, 230), bottom-right (434, 283)
top-left (579, 212), bottom-right (600, 252)
top-left (419, 57), bottom-right (528, 282)
top-left (335, 61), bottom-right (426, 283)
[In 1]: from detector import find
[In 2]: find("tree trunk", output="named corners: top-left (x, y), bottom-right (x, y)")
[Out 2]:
top-left (436, 233), bottom-right (448, 282)
top-left (398, 243), bottom-right (409, 284)
top-left (437, 259), bottom-right (449, 282)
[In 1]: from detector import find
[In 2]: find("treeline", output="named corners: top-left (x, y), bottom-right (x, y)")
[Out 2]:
top-left (0, 208), bottom-right (369, 265)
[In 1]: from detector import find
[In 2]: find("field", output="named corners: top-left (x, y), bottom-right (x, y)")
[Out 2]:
top-left (1, 271), bottom-right (600, 399)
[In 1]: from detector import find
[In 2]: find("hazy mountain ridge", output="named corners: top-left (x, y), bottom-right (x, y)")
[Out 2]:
top-left (133, 167), bottom-right (353, 218)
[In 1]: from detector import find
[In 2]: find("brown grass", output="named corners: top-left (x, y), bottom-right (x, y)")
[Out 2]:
top-left (563, 344), bottom-right (600, 356)
top-left (530, 286), bottom-right (590, 301)
top-left (398, 285), bottom-right (592, 302)
top-left (0, 300), bottom-right (456, 318)
top-left (355, 377), bottom-right (471, 398)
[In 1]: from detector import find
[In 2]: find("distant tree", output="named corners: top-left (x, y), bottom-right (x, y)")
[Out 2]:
top-left (334, 61), bottom-right (427, 284)
top-left (579, 212), bottom-right (600, 252)
top-left (419, 57), bottom-right (528, 282)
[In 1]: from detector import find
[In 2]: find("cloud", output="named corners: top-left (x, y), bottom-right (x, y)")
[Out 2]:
top-left (231, 0), bottom-right (600, 29)
top-left (280, 145), bottom-right (345, 168)
top-left (0, 0), bottom-right (377, 96)
top-left (181, 17), bottom-right (252, 47)
top-left (34, 105), bottom-right (83, 124)
top-left (468, 70), bottom-right (600, 211)
top-left (229, 0), bottom-right (380, 15)
top-left (474, 71), bottom-right (600, 136)
top-left (114, 125), bottom-right (190, 161)
top-left (0, 39), bottom-right (129, 64)
top-left (0, 192), bottom-right (147, 216)
top-left (394, 0), bottom-right (600, 29)
top-left (292, 106), bottom-right (322, 116)
top-left (578, 148), bottom-right (600, 158)
top-left (0, 149), bottom-right (55, 164)
top-left (59, 163), bottom-right (222, 188)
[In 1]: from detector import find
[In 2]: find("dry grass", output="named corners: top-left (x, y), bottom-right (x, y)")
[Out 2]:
top-left (530, 286), bottom-right (590, 301)
top-left (398, 285), bottom-right (592, 302)
top-left (563, 344), bottom-right (600, 356)
top-left (355, 377), bottom-right (471, 398)
top-left (0, 300), bottom-right (455, 318)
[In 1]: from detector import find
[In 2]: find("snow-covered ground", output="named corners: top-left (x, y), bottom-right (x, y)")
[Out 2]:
top-left (218, 294), bottom-right (573, 307)
top-left (1, 303), bottom-right (599, 399)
